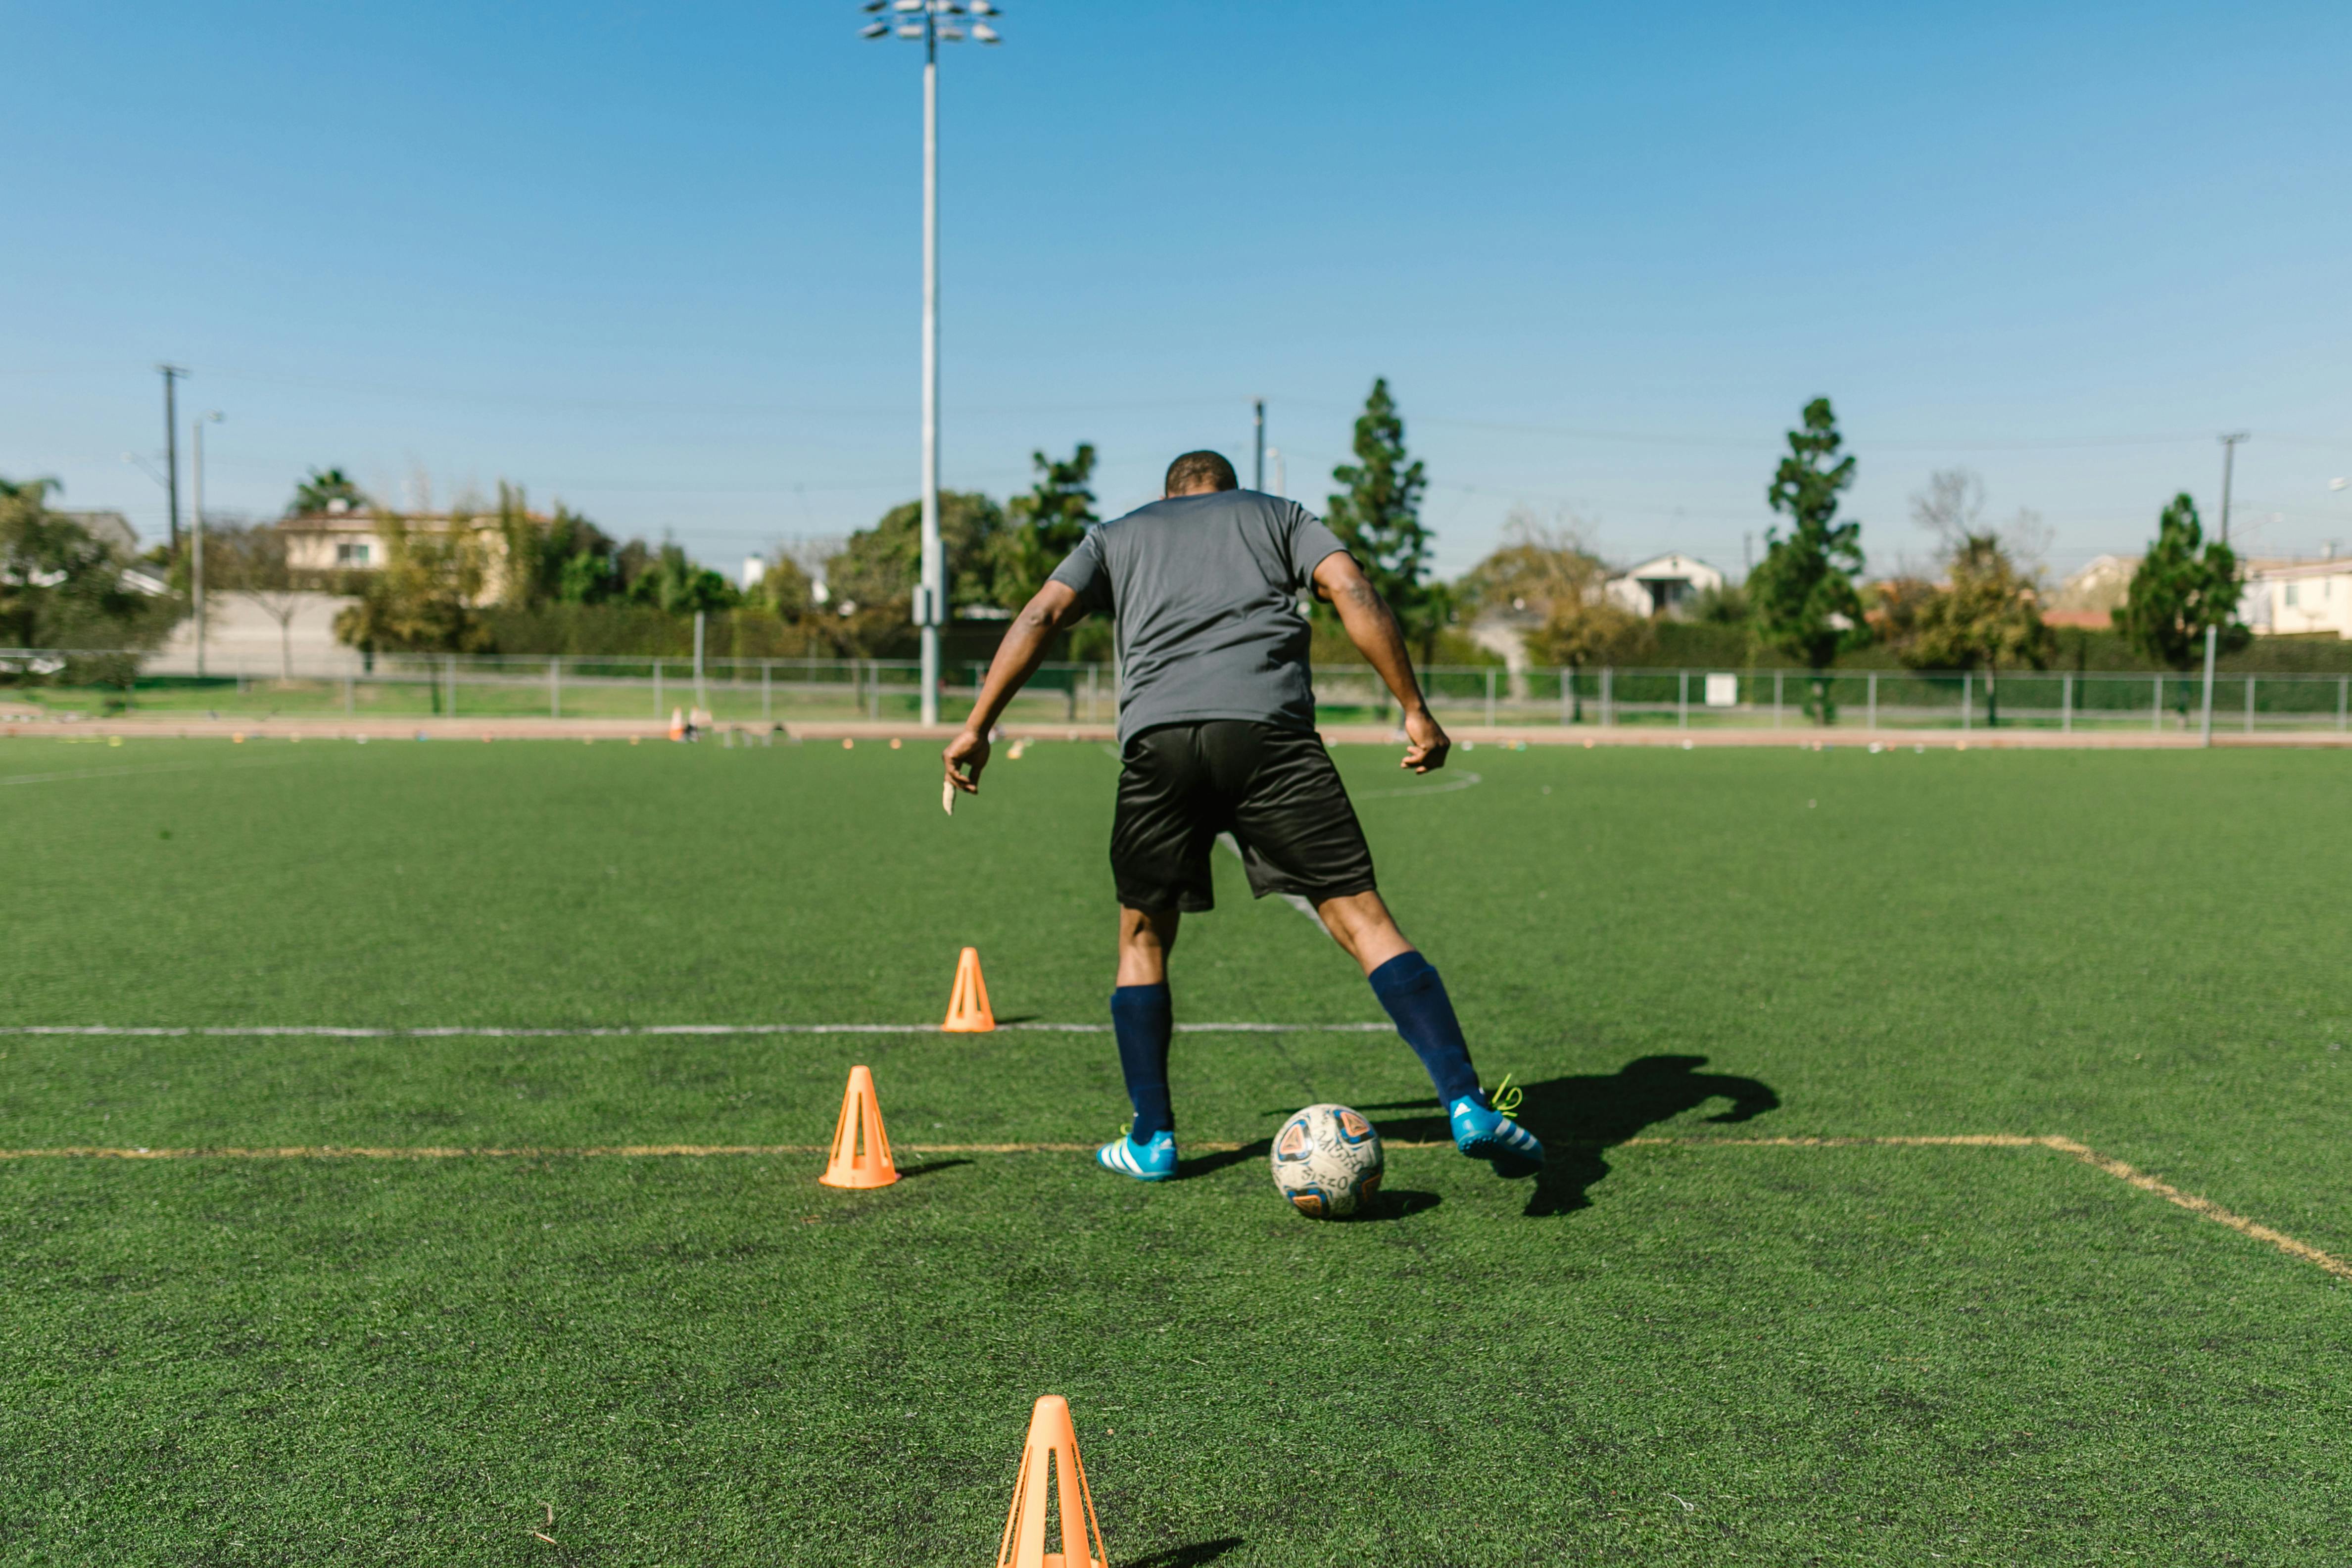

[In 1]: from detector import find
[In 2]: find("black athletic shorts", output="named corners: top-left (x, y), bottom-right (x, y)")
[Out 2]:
top-left (1110, 720), bottom-right (1377, 914)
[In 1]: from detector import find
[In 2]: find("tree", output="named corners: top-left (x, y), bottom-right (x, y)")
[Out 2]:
top-left (622, 542), bottom-right (737, 616)
top-left (203, 522), bottom-right (309, 679)
top-left (1456, 516), bottom-right (1648, 719)
top-left (1326, 378), bottom-right (1442, 658)
top-left (287, 467), bottom-right (368, 516)
top-left (823, 491), bottom-right (1007, 655)
top-left (1899, 533), bottom-right (2053, 724)
top-left (2115, 493), bottom-right (2244, 672)
top-left (991, 443), bottom-right (1099, 610)
top-left (744, 554), bottom-right (816, 618)
top-left (1, 475), bottom-right (178, 683)
top-left (486, 484), bottom-right (622, 608)
top-left (1749, 397), bottom-right (1866, 720)
top-left (332, 515), bottom-right (493, 673)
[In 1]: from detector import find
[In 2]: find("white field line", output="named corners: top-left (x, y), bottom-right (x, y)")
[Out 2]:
top-left (0, 1021), bottom-right (1395, 1039)
top-left (1, 761), bottom-right (216, 787)
top-left (0, 1131), bottom-right (2340, 1283)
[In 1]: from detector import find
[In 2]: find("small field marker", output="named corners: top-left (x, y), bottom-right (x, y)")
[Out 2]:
top-left (997, 1395), bottom-right (1108, 1568)
top-left (816, 1065), bottom-right (898, 1189)
top-left (943, 948), bottom-right (995, 1032)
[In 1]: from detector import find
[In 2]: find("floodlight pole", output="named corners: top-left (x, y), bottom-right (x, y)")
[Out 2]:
top-left (1253, 399), bottom-right (1265, 491)
top-left (864, 1), bottom-right (1001, 726)
top-left (919, 25), bottom-right (942, 728)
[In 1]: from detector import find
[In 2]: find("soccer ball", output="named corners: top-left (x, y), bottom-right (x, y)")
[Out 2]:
top-left (1269, 1102), bottom-right (1384, 1220)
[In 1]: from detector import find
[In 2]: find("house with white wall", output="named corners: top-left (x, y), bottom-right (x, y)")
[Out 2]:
top-left (2242, 556), bottom-right (2352, 639)
top-left (1603, 553), bottom-right (1724, 618)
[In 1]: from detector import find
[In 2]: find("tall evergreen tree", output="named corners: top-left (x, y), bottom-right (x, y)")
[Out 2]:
top-left (2115, 493), bottom-right (2244, 671)
top-left (1749, 396), bottom-right (1866, 721)
top-left (991, 443), bottom-right (1099, 610)
top-left (1326, 378), bottom-right (1441, 657)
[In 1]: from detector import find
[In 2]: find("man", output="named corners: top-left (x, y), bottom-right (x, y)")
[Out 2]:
top-left (943, 450), bottom-right (1542, 1184)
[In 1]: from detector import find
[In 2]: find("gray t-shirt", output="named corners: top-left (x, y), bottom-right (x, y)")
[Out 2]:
top-left (1048, 489), bottom-right (1352, 742)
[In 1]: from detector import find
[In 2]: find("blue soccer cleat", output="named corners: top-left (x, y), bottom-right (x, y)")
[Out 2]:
top-left (1097, 1129), bottom-right (1177, 1182)
top-left (1449, 1086), bottom-right (1543, 1179)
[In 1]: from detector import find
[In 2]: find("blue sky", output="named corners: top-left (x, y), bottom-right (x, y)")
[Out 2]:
top-left (6, 0), bottom-right (2350, 582)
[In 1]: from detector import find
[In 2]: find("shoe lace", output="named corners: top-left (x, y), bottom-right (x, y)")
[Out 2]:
top-left (1489, 1074), bottom-right (1523, 1120)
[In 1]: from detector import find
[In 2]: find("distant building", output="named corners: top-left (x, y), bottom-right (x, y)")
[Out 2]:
top-left (1604, 553), bottom-right (1724, 619)
top-left (2043, 554), bottom-right (2139, 630)
top-left (57, 509), bottom-right (137, 554)
top-left (278, 503), bottom-right (522, 602)
top-left (2242, 555), bottom-right (2352, 640)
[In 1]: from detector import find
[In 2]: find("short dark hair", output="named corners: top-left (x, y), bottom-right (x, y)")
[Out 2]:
top-left (1164, 450), bottom-right (1239, 495)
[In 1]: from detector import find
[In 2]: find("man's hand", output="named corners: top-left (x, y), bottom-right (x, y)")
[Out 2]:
top-left (944, 728), bottom-right (990, 795)
top-left (1400, 706), bottom-right (1449, 774)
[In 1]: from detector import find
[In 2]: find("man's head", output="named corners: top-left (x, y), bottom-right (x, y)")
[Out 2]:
top-left (1163, 450), bottom-right (1240, 498)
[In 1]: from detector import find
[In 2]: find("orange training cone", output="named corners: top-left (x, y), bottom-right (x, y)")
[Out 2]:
top-left (996, 1395), bottom-right (1108, 1568)
top-left (669, 707), bottom-right (686, 741)
top-left (817, 1065), bottom-right (898, 1189)
top-left (942, 946), bottom-right (995, 1033)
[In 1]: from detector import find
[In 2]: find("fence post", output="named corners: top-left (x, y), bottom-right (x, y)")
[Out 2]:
top-left (1088, 664), bottom-right (1099, 722)
top-left (1486, 666), bottom-right (1497, 728)
top-left (1677, 669), bottom-right (1688, 729)
top-left (653, 660), bottom-right (663, 717)
top-left (2340, 674), bottom-right (2348, 732)
top-left (549, 657), bottom-right (560, 719)
top-left (447, 655), bottom-right (457, 718)
top-left (693, 612), bottom-right (707, 714)
top-left (2152, 672), bottom-right (2161, 732)
top-left (1601, 665), bottom-right (1613, 727)
top-left (1868, 671), bottom-right (1877, 731)
top-left (762, 661), bottom-right (772, 722)
top-left (2198, 625), bottom-right (2218, 746)
top-left (869, 662), bottom-right (881, 721)
top-left (2062, 672), bottom-right (2072, 733)
top-left (2245, 674), bottom-right (2256, 734)
top-left (1559, 667), bottom-right (1571, 725)
top-left (1772, 669), bottom-right (1782, 728)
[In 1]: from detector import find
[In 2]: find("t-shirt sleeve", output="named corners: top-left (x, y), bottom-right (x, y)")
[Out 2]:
top-left (1284, 503), bottom-right (1353, 589)
top-left (1046, 527), bottom-right (1113, 615)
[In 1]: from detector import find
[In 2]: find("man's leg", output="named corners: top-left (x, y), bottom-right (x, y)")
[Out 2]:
top-left (1316, 891), bottom-right (1476, 1107)
top-left (1316, 890), bottom-right (1541, 1177)
top-left (1112, 905), bottom-right (1180, 1140)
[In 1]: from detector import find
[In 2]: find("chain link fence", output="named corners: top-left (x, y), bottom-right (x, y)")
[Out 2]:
top-left (5, 650), bottom-right (2351, 733)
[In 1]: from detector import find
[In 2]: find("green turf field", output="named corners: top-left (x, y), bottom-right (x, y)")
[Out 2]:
top-left (4, 735), bottom-right (2347, 1565)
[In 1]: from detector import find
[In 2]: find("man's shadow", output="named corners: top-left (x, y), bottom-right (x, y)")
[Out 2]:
top-left (1363, 1055), bottom-right (1779, 1218)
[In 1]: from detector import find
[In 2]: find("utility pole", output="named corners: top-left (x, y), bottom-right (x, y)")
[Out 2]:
top-left (1253, 399), bottom-right (1265, 491)
top-left (159, 364), bottom-right (188, 554)
top-left (192, 411), bottom-right (223, 677)
top-left (1267, 446), bottom-right (1286, 500)
top-left (2218, 431), bottom-right (2250, 545)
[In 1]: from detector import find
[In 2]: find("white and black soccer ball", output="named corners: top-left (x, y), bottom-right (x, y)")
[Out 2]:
top-left (1269, 1102), bottom-right (1384, 1220)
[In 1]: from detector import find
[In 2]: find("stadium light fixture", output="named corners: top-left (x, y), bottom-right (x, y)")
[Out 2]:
top-left (853, 0), bottom-right (1007, 729)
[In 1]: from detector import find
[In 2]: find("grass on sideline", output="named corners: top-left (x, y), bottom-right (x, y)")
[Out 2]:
top-left (3, 737), bottom-right (2348, 1566)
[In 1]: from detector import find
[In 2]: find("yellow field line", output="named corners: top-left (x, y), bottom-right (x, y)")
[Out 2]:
top-left (3, 1133), bottom-right (2343, 1281)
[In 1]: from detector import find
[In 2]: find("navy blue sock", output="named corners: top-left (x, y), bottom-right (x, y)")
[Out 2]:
top-left (1110, 983), bottom-right (1175, 1140)
top-left (1367, 951), bottom-right (1482, 1108)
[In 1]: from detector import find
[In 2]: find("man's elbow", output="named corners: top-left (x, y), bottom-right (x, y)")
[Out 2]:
top-left (1015, 599), bottom-right (1067, 638)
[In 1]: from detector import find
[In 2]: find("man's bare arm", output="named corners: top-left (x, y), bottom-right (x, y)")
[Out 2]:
top-left (1311, 552), bottom-right (1449, 773)
top-left (943, 580), bottom-right (1086, 795)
